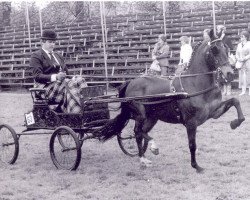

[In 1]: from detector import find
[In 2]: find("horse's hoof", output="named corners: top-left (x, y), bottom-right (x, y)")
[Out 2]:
top-left (230, 118), bottom-right (244, 130)
top-left (150, 147), bottom-right (159, 155)
top-left (196, 167), bottom-right (205, 174)
top-left (140, 157), bottom-right (152, 168)
top-left (140, 161), bottom-right (152, 169)
top-left (140, 164), bottom-right (147, 170)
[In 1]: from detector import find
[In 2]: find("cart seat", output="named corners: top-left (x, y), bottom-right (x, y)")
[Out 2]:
top-left (29, 88), bottom-right (59, 105)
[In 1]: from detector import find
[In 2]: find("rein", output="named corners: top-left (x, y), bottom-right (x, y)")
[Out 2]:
top-left (140, 71), bottom-right (219, 105)
top-left (175, 71), bottom-right (217, 92)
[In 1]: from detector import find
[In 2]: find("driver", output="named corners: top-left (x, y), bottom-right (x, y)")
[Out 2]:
top-left (30, 30), bottom-right (87, 113)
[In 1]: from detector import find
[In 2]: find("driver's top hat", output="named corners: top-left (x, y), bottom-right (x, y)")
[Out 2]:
top-left (41, 30), bottom-right (57, 40)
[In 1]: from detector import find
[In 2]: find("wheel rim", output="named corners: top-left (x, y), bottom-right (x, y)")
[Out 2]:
top-left (50, 126), bottom-right (81, 170)
top-left (0, 124), bottom-right (19, 164)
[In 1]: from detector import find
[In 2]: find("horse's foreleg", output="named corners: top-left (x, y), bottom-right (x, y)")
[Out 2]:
top-left (186, 124), bottom-right (204, 173)
top-left (212, 98), bottom-right (245, 129)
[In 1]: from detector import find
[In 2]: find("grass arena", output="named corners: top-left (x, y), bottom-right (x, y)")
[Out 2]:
top-left (0, 89), bottom-right (249, 200)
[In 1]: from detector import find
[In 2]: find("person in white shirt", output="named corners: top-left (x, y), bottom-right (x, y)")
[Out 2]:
top-left (176, 36), bottom-right (193, 74)
top-left (235, 30), bottom-right (250, 95)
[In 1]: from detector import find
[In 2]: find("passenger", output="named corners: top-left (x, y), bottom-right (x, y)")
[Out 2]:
top-left (235, 30), bottom-right (250, 96)
top-left (176, 36), bottom-right (193, 74)
top-left (30, 30), bottom-right (87, 113)
top-left (150, 34), bottom-right (170, 76)
top-left (216, 25), bottom-right (234, 95)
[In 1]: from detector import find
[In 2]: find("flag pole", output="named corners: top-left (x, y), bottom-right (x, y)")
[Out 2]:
top-left (162, 1), bottom-right (167, 35)
top-left (212, 1), bottom-right (217, 37)
top-left (100, 1), bottom-right (108, 94)
top-left (25, 2), bottom-right (32, 50)
top-left (39, 7), bottom-right (43, 35)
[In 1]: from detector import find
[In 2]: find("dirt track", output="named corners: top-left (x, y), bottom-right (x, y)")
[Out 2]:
top-left (0, 90), bottom-right (250, 200)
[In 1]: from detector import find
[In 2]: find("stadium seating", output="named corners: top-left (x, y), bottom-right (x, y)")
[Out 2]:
top-left (0, 4), bottom-right (249, 89)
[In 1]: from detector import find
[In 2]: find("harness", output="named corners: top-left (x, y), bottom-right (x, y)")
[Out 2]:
top-left (170, 71), bottom-right (218, 95)
top-left (141, 38), bottom-right (229, 105)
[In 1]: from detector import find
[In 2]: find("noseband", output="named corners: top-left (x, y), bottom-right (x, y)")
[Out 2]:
top-left (208, 39), bottom-right (230, 68)
top-left (209, 39), bottom-right (231, 83)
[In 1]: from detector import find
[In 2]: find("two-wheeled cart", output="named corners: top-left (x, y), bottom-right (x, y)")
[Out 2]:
top-left (0, 85), bottom-right (187, 170)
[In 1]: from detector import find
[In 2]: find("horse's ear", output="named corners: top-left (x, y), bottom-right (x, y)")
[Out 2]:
top-left (209, 29), bottom-right (220, 40)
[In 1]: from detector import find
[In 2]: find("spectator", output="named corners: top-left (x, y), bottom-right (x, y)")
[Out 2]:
top-left (217, 25), bottom-right (234, 51)
top-left (235, 30), bottom-right (250, 96)
top-left (203, 29), bottom-right (211, 42)
top-left (176, 36), bottom-right (193, 74)
top-left (150, 34), bottom-right (170, 76)
top-left (216, 25), bottom-right (234, 95)
top-left (30, 30), bottom-right (87, 113)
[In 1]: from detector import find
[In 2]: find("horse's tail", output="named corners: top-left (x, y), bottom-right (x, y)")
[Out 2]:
top-left (94, 81), bottom-right (131, 142)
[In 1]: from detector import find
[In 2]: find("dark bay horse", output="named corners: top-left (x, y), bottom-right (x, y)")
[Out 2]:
top-left (95, 30), bottom-right (245, 173)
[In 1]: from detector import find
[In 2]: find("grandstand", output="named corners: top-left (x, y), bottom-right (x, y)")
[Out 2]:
top-left (0, 4), bottom-right (249, 89)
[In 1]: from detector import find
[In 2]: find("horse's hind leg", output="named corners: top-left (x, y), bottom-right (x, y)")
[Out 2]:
top-left (186, 124), bottom-right (204, 173)
top-left (211, 98), bottom-right (245, 129)
top-left (134, 117), bottom-right (158, 167)
top-left (141, 118), bottom-right (158, 155)
top-left (134, 119), bottom-right (152, 166)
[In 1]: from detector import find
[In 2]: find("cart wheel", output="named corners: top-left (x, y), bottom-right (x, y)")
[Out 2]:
top-left (0, 124), bottom-right (19, 164)
top-left (50, 126), bottom-right (81, 170)
top-left (58, 131), bottom-right (84, 148)
top-left (117, 119), bottom-right (148, 157)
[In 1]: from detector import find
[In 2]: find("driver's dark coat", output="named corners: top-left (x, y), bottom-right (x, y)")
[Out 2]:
top-left (30, 49), bottom-right (68, 84)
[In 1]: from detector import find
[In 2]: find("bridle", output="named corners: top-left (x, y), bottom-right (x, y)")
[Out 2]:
top-left (171, 38), bottom-right (230, 96)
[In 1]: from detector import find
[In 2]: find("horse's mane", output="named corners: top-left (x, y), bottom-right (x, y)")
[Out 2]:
top-left (186, 40), bottom-right (217, 71)
top-left (185, 41), bottom-right (203, 70)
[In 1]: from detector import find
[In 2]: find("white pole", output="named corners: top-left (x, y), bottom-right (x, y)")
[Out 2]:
top-left (212, 1), bottom-right (217, 37)
top-left (25, 2), bottom-right (32, 50)
top-left (100, 1), bottom-right (108, 93)
top-left (102, 2), bottom-right (108, 44)
top-left (39, 8), bottom-right (43, 35)
top-left (162, 1), bottom-right (167, 35)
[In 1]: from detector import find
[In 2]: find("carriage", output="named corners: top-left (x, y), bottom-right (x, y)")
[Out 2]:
top-left (0, 85), bottom-right (128, 170)
top-left (0, 31), bottom-right (245, 172)
top-left (0, 85), bottom-right (187, 170)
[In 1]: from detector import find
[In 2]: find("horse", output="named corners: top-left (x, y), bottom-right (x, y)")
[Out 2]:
top-left (94, 29), bottom-right (245, 173)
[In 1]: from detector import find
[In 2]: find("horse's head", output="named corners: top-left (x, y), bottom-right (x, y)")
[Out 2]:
top-left (207, 29), bottom-right (234, 83)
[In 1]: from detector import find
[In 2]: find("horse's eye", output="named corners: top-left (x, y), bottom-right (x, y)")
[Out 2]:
top-left (211, 46), bottom-right (219, 55)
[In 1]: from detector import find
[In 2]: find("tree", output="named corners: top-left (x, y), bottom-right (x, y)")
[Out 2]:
top-left (1, 2), bottom-right (11, 26)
